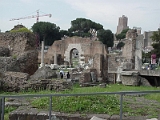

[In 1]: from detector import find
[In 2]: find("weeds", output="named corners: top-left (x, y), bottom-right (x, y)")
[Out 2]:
top-left (1, 84), bottom-right (160, 118)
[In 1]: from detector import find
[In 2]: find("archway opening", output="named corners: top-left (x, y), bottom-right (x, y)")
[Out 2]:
top-left (70, 48), bottom-right (79, 68)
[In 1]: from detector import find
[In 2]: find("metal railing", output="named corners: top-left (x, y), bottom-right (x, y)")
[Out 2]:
top-left (0, 90), bottom-right (160, 120)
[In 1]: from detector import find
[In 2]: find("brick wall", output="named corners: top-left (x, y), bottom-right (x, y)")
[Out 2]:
top-left (0, 32), bottom-right (38, 75)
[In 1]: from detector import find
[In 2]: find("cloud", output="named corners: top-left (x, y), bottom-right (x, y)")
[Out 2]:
top-left (64, 0), bottom-right (160, 32)
top-left (1, 0), bottom-right (160, 33)
top-left (19, 0), bottom-right (32, 3)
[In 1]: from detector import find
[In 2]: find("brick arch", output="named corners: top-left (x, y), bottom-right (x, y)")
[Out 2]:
top-left (64, 43), bottom-right (84, 64)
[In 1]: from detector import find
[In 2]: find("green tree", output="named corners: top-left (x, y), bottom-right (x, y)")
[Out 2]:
top-left (117, 42), bottom-right (125, 49)
top-left (68, 18), bottom-right (103, 37)
top-left (32, 22), bottom-right (61, 46)
top-left (150, 28), bottom-right (160, 57)
top-left (59, 30), bottom-right (73, 37)
top-left (97, 29), bottom-right (114, 47)
top-left (116, 28), bottom-right (129, 40)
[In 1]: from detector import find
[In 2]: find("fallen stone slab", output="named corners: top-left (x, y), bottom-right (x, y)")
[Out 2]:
top-left (90, 116), bottom-right (106, 120)
top-left (110, 115), bottom-right (120, 120)
top-left (146, 118), bottom-right (158, 120)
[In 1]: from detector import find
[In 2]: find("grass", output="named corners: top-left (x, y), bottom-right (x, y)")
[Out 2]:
top-left (4, 106), bottom-right (17, 120)
top-left (31, 95), bottom-right (120, 115)
top-left (1, 84), bottom-right (160, 119)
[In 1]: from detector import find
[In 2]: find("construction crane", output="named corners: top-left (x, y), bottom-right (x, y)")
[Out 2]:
top-left (9, 10), bottom-right (51, 22)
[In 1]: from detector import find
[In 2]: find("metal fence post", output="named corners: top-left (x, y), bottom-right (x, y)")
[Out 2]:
top-left (120, 94), bottom-right (123, 120)
top-left (0, 98), bottom-right (2, 119)
top-left (1, 97), bottom-right (5, 120)
top-left (49, 96), bottom-right (52, 120)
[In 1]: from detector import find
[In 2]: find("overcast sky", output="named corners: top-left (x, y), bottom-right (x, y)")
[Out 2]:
top-left (0, 0), bottom-right (160, 33)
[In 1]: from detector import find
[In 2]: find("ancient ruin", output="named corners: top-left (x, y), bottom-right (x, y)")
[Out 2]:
top-left (0, 32), bottom-right (38, 75)
top-left (40, 36), bottom-right (108, 82)
top-left (0, 22), bottom-right (160, 120)
top-left (0, 31), bottom-right (38, 92)
top-left (109, 28), bottom-right (160, 86)
top-left (0, 24), bottom-right (159, 93)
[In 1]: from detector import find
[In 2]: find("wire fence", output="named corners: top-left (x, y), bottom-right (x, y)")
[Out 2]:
top-left (0, 90), bottom-right (160, 120)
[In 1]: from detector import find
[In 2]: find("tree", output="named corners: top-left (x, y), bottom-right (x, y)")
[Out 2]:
top-left (117, 42), bottom-right (125, 49)
top-left (150, 28), bottom-right (160, 57)
top-left (97, 29), bottom-right (114, 47)
top-left (116, 28), bottom-right (129, 40)
top-left (68, 18), bottom-right (103, 37)
top-left (32, 22), bottom-right (61, 46)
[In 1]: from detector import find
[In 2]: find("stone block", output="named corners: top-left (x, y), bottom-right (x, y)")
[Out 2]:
top-left (121, 75), bottom-right (139, 86)
top-left (9, 106), bottom-right (39, 120)
top-left (90, 116), bottom-right (106, 120)
top-left (110, 115), bottom-right (120, 120)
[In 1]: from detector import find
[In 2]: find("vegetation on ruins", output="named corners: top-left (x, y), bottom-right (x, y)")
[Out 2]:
top-left (10, 27), bottom-right (31, 33)
top-left (31, 22), bottom-right (61, 46)
top-left (116, 41), bottom-right (125, 49)
top-left (116, 28), bottom-right (130, 40)
top-left (114, 28), bottom-right (129, 49)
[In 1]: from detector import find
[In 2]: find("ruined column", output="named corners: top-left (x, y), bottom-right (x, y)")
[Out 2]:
top-left (40, 41), bottom-right (44, 67)
top-left (54, 52), bottom-right (57, 64)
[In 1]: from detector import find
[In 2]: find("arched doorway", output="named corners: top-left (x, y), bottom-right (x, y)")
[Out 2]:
top-left (70, 48), bottom-right (79, 67)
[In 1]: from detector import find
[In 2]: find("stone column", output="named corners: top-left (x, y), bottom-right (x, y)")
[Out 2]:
top-left (54, 52), bottom-right (57, 64)
top-left (40, 41), bottom-right (44, 67)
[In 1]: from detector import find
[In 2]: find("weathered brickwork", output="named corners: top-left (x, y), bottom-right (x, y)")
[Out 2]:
top-left (0, 32), bottom-right (36, 56)
top-left (0, 32), bottom-right (38, 75)
top-left (121, 29), bottom-right (137, 69)
top-left (40, 36), bottom-right (108, 80)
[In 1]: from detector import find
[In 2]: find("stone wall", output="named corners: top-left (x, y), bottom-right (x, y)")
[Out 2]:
top-left (0, 32), bottom-right (38, 75)
top-left (108, 54), bottom-right (123, 72)
top-left (44, 36), bottom-right (107, 64)
top-left (0, 47), bottom-right (10, 56)
top-left (1, 71), bottom-right (29, 92)
top-left (122, 40), bottom-right (133, 60)
top-left (121, 29), bottom-right (137, 69)
top-left (121, 32), bottom-right (143, 70)
top-left (0, 32), bottom-right (36, 56)
top-left (40, 36), bottom-right (108, 81)
top-left (135, 34), bottom-right (143, 70)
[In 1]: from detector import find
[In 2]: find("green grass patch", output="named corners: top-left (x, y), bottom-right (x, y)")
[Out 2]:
top-left (4, 106), bottom-right (17, 120)
top-left (1, 84), bottom-right (160, 118)
top-left (31, 95), bottom-right (120, 115)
